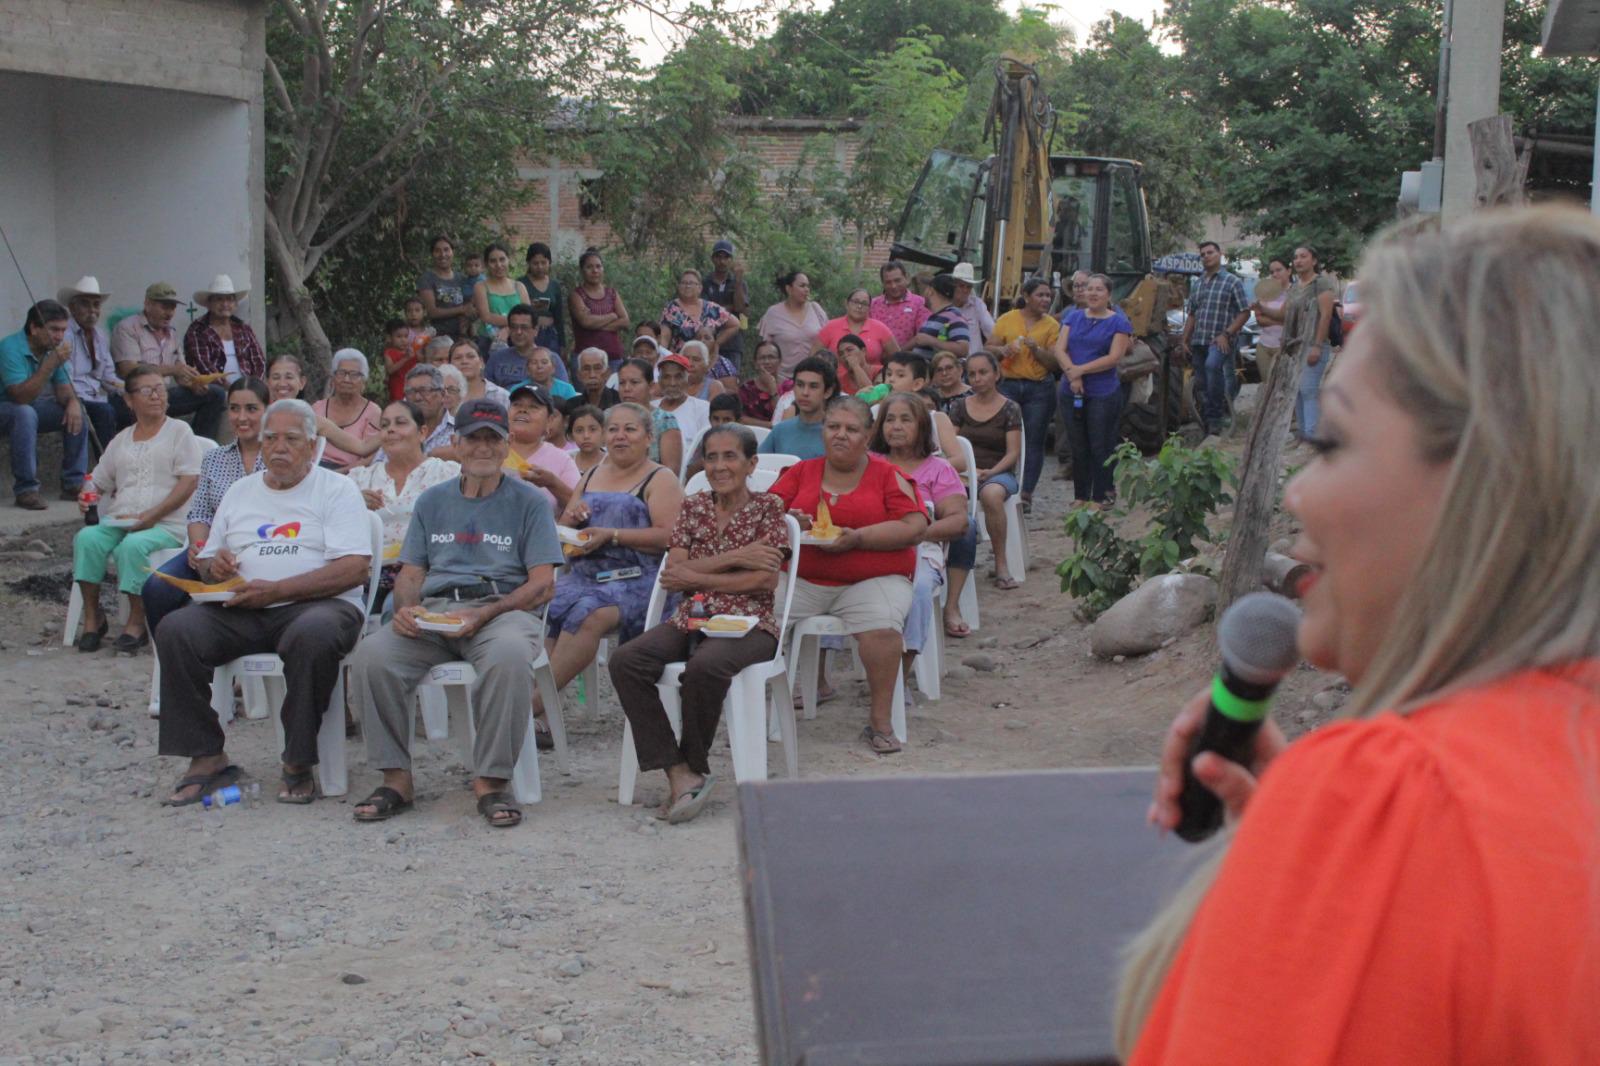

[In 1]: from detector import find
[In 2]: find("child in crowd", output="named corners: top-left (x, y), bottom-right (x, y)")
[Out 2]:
top-left (709, 393), bottom-right (743, 426)
top-left (545, 398), bottom-right (570, 452)
top-left (401, 296), bottom-right (436, 355)
top-left (463, 253), bottom-right (486, 291)
top-left (380, 317), bottom-right (415, 400)
top-left (567, 403), bottom-right (605, 473)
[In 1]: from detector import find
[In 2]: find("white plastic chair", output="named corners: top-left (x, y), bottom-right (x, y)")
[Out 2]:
top-left (912, 571), bottom-right (944, 702)
top-left (755, 452), bottom-right (801, 473)
top-left (679, 427), bottom-right (708, 482)
top-left (747, 425), bottom-right (771, 447)
top-left (207, 511), bottom-right (384, 798)
top-left (952, 436), bottom-right (982, 633)
top-left (617, 516), bottom-right (804, 805)
top-left (413, 632), bottom-right (569, 804)
top-left (681, 468), bottom-right (781, 496)
top-left (788, 616), bottom-right (908, 744)
top-left (974, 429), bottom-right (1029, 585)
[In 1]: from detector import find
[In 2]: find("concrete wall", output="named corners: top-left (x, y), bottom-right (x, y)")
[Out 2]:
top-left (0, 0), bottom-right (265, 332)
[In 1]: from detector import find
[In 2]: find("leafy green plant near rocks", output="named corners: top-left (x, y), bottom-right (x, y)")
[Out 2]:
top-left (1057, 438), bottom-right (1236, 619)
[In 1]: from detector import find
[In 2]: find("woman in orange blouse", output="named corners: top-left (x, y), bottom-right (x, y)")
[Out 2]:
top-left (1120, 208), bottom-right (1600, 1065)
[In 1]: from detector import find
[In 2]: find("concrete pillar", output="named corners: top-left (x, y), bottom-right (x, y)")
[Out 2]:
top-left (1593, 77), bottom-right (1600, 214)
top-left (1441, 0), bottom-right (1507, 216)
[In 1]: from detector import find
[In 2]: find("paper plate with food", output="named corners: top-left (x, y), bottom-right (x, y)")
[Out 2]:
top-left (415, 610), bottom-right (467, 634)
top-left (382, 541), bottom-right (403, 561)
top-left (799, 499), bottom-right (842, 546)
top-left (699, 614), bottom-right (758, 639)
top-left (150, 571), bottom-right (245, 603)
top-left (557, 526), bottom-right (591, 557)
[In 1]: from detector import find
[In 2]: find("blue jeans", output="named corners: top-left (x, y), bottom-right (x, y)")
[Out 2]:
top-left (998, 377), bottom-right (1055, 496)
top-left (1197, 341), bottom-right (1239, 427)
top-left (1062, 389), bottom-right (1125, 502)
top-left (0, 395), bottom-right (89, 497)
top-left (142, 550), bottom-right (198, 636)
top-left (1296, 343), bottom-right (1331, 438)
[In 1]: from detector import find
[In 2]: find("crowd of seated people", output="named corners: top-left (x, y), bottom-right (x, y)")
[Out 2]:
top-left (22, 246), bottom-right (1131, 829)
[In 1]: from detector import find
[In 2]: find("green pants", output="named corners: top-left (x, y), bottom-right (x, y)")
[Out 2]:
top-left (73, 524), bottom-right (181, 595)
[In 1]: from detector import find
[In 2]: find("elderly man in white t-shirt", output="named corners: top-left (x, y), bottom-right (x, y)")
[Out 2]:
top-left (156, 399), bottom-right (372, 807)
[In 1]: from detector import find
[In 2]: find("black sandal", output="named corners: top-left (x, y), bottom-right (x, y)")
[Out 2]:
top-left (476, 790), bottom-right (522, 828)
top-left (353, 786), bottom-right (413, 822)
top-left (277, 768), bottom-right (318, 805)
top-left (160, 764), bottom-right (241, 807)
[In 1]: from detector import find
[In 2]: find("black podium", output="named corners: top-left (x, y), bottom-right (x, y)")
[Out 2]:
top-left (738, 769), bottom-right (1189, 1066)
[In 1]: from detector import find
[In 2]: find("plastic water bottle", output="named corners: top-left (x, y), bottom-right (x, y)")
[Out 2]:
top-left (1073, 389), bottom-right (1084, 411)
top-left (199, 782), bottom-right (261, 810)
top-left (80, 475), bottom-right (99, 526)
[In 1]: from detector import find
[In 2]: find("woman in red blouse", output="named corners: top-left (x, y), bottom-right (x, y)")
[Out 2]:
top-left (608, 424), bottom-right (790, 823)
top-left (771, 396), bottom-right (928, 753)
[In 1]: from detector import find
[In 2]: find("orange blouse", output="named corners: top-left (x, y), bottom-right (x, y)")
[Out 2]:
top-left (1130, 665), bottom-right (1600, 1066)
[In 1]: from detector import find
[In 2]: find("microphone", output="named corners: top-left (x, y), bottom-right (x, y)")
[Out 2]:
top-left (1175, 591), bottom-right (1303, 843)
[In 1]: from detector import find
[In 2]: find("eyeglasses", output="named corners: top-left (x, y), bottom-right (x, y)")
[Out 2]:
top-left (443, 386), bottom-right (463, 395)
top-left (405, 386), bottom-right (440, 397)
top-left (128, 385), bottom-right (166, 398)
top-left (332, 369), bottom-right (364, 380)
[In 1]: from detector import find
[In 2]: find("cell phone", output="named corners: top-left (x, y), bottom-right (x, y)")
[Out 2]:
top-left (595, 566), bottom-right (643, 584)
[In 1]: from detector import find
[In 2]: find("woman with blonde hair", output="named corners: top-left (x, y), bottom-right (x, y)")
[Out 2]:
top-left (1118, 207), bottom-right (1600, 1063)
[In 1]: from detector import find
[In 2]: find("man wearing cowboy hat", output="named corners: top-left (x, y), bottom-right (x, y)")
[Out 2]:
top-left (58, 276), bottom-right (127, 449)
top-left (0, 300), bottom-right (89, 509)
top-left (111, 283), bottom-right (227, 441)
top-left (182, 275), bottom-right (266, 382)
top-left (949, 262), bottom-right (994, 358)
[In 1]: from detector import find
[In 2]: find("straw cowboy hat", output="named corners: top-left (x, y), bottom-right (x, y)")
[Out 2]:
top-left (951, 262), bottom-right (978, 284)
top-left (57, 276), bottom-right (110, 304)
top-left (194, 274), bottom-right (249, 305)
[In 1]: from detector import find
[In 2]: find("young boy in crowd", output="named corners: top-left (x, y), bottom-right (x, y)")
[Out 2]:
top-left (463, 253), bottom-right (486, 290)
top-left (859, 351), bottom-right (967, 470)
top-left (709, 393), bottom-right (743, 426)
top-left (381, 317), bottom-right (415, 400)
top-left (401, 296), bottom-right (436, 355)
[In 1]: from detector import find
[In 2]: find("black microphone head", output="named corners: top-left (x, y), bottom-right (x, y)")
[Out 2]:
top-left (1218, 591), bottom-right (1302, 687)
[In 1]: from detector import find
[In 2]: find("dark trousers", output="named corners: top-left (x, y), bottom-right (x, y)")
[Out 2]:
top-left (164, 382), bottom-right (227, 441)
top-left (609, 622), bottom-right (778, 776)
top-left (998, 377), bottom-right (1054, 496)
top-left (1063, 389), bottom-right (1124, 502)
top-left (157, 598), bottom-right (363, 766)
top-left (142, 551), bottom-right (197, 635)
top-left (81, 398), bottom-right (127, 453)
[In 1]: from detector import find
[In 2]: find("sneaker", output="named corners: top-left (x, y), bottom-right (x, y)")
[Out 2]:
top-left (15, 491), bottom-right (46, 511)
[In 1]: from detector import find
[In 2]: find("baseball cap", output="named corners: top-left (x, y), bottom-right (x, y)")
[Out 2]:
top-left (145, 282), bottom-right (180, 304)
top-left (455, 398), bottom-right (510, 438)
top-left (712, 239), bottom-right (735, 257)
top-left (656, 352), bottom-right (691, 375)
top-left (508, 381), bottom-right (554, 409)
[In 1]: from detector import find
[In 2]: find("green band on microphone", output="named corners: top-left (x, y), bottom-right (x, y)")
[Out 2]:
top-left (1211, 673), bottom-right (1270, 723)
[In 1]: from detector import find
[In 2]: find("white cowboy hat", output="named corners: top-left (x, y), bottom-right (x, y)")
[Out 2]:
top-left (57, 276), bottom-right (110, 303)
top-left (951, 262), bottom-right (978, 284)
top-left (194, 274), bottom-right (249, 305)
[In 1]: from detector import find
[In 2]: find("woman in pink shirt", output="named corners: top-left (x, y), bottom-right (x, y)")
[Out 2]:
top-left (817, 288), bottom-right (900, 381)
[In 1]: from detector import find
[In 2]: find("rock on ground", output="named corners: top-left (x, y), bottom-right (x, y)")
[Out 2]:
top-left (1090, 573), bottom-right (1217, 659)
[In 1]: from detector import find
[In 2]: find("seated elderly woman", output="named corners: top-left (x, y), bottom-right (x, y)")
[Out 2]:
top-left (346, 398), bottom-right (460, 612)
top-left (311, 348), bottom-right (381, 471)
top-left (609, 423), bottom-right (788, 823)
top-left (72, 363), bottom-right (204, 652)
top-left (870, 391), bottom-right (969, 689)
top-left (770, 395), bottom-right (928, 753)
top-left (541, 403), bottom-right (683, 745)
top-left (142, 376), bottom-right (271, 636)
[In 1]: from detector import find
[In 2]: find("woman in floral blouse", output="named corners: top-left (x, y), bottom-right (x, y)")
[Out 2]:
top-left (608, 423), bottom-right (789, 823)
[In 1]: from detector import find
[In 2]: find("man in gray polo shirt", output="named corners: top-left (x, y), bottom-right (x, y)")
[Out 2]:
top-left (349, 398), bottom-right (563, 828)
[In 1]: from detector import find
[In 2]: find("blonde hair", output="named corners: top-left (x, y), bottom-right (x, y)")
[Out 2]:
top-left (1114, 206), bottom-right (1600, 1056)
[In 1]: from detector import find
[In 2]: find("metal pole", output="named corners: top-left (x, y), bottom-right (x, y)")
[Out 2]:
top-left (991, 220), bottom-right (1007, 319)
top-left (1432, 0), bottom-right (1453, 160)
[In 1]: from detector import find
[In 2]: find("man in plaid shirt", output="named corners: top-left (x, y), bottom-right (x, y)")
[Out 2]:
top-left (1180, 241), bottom-right (1250, 433)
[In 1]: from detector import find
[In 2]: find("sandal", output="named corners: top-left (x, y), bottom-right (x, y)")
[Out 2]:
top-left (943, 617), bottom-right (971, 639)
top-left (476, 790), bottom-right (523, 828)
top-left (534, 718), bottom-right (554, 751)
top-left (353, 786), bottom-right (413, 822)
top-left (860, 726), bottom-right (902, 755)
top-left (666, 773), bottom-right (717, 825)
top-left (277, 768), bottom-right (318, 805)
top-left (161, 764), bottom-right (241, 807)
top-left (993, 576), bottom-right (1021, 591)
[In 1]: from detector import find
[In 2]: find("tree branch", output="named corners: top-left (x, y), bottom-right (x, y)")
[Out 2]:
top-left (304, 166), bottom-right (417, 278)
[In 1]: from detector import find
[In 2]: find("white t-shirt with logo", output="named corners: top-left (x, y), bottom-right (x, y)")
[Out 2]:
top-left (200, 466), bottom-right (372, 608)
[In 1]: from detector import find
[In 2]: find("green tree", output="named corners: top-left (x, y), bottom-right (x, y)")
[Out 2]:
top-left (264, 0), bottom-right (633, 371)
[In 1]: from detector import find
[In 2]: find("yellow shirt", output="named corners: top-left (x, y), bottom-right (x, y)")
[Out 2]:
top-left (990, 309), bottom-right (1059, 381)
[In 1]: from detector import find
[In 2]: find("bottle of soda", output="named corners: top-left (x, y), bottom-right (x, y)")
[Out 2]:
top-left (687, 593), bottom-right (709, 653)
top-left (199, 782), bottom-right (261, 810)
top-left (80, 475), bottom-right (99, 527)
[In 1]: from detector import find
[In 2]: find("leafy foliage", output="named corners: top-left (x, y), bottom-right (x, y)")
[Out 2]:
top-left (1057, 437), bottom-right (1236, 618)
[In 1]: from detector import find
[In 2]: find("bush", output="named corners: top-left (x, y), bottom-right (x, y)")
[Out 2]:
top-left (1056, 437), bottom-right (1235, 618)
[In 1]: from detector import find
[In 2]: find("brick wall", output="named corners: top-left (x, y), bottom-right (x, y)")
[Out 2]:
top-left (499, 118), bottom-right (894, 269)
